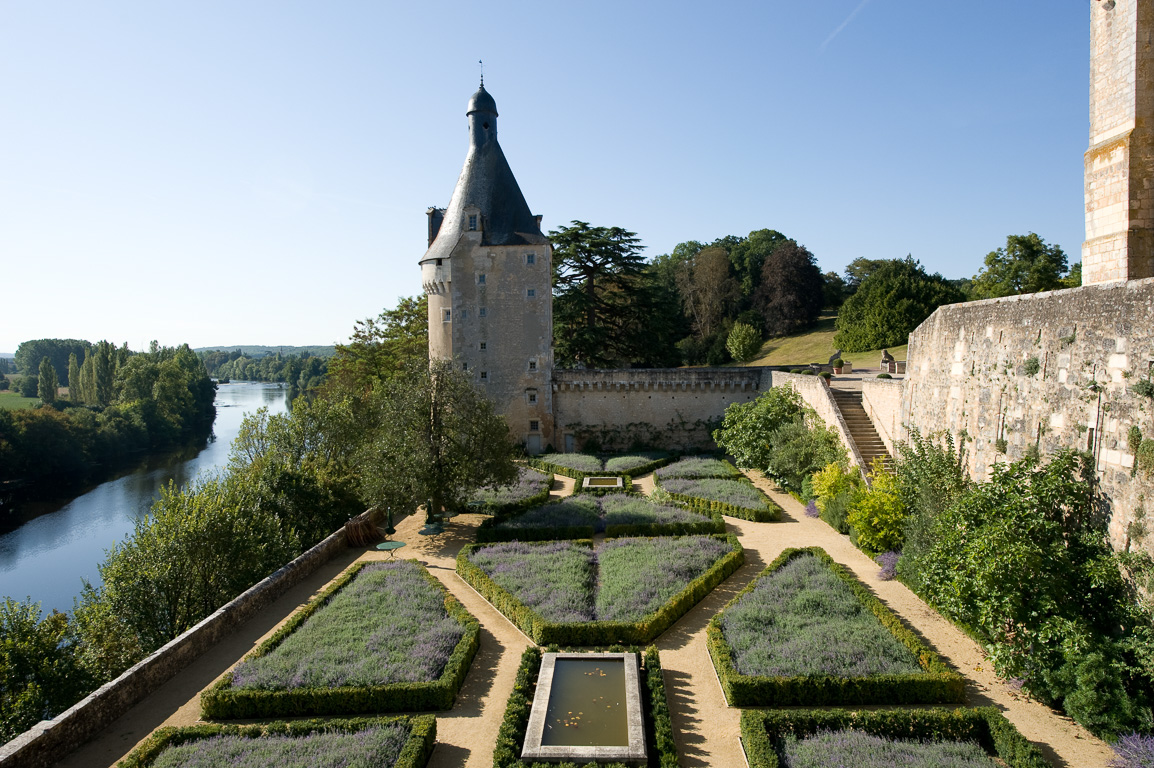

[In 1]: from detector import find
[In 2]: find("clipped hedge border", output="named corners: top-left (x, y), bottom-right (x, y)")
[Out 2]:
top-left (708, 547), bottom-right (964, 707)
top-left (573, 474), bottom-right (635, 496)
top-left (475, 501), bottom-right (725, 543)
top-left (492, 645), bottom-right (678, 768)
top-left (200, 561), bottom-right (480, 718)
top-left (527, 454), bottom-right (675, 480)
top-left (656, 477), bottom-right (781, 522)
top-left (739, 708), bottom-right (1049, 768)
top-left (654, 457), bottom-right (742, 480)
top-left (469, 470), bottom-right (554, 516)
top-left (458, 534), bottom-right (744, 645)
top-left (116, 715), bottom-right (436, 768)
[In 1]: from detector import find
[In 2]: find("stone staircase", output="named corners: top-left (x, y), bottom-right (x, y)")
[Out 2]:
top-left (829, 388), bottom-right (890, 471)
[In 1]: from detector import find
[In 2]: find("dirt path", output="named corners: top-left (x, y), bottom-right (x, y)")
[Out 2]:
top-left (54, 471), bottom-right (1112, 768)
top-left (654, 470), bottom-right (1113, 768)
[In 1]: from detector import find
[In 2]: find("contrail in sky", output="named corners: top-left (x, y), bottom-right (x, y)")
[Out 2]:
top-left (820, 0), bottom-right (872, 53)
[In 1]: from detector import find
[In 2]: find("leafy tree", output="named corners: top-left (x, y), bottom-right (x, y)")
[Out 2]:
top-left (822, 271), bottom-right (847, 308)
top-left (675, 246), bottom-right (740, 341)
top-left (0, 371), bottom-right (8, 391)
top-left (18, 375), bottom-right (38, 398)
top-left (726, 322), bottom-right (762, 362)
top-left (356, 358), bottom-right (517, 520)
top-left (833, 257), bottom-right (964, 352)
top-left (714, 384), bottom-right (847, 491)
top-left (728, 229), bottom-right (790, 297)
top-left (843, 257), bottom-right (892, 294)
top-left (0, 599), bottom-right (93, 743)
top-left (550, 221), bottom-right (651, 368)
top-left (14, 339), bottom-right (90, 385)
top-left (94, 341), bottom-right (115, 407)
top-left (969, 233), bottom-right (1068, 299)
top-left (37, 357), bottom-right (57, 403)
top-left (67, 353), bottom-right (80, 402)
top-left (327, 295), bottom-right (428, 396)
top-left (79, 476), bottom-right (298, 655)
top-left (754, 240), bottom-right (824, 337)
top-left (1062, 261), bottom-right (1083, 289)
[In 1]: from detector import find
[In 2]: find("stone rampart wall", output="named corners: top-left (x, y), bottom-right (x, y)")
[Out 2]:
top-left (903, 279), bottom-right (1154, 553)
top-left (861, 379), bottom-right (905, 455)
top-left (0, 513), bottom-right (374, 768)
top-left (552, 368), bottom-right (773, 452)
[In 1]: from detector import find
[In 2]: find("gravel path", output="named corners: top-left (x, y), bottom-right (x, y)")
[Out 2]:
top-left (54, 468), bottom-right (1114, 768)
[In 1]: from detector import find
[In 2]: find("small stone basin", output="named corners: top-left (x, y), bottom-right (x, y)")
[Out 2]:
top-left (521, 652), bottom-right (646, 764)
top-left (582, 476), bottom-right (623, 489)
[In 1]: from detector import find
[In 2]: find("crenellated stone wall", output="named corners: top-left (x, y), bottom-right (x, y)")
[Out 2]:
top-left (902, 278), bottom-right (1154, 554)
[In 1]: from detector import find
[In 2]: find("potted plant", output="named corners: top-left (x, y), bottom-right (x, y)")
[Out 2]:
top-left (831, 358), bottom-right (844, 375)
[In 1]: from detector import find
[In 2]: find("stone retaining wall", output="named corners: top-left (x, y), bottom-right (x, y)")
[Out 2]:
top-left (0, 512), bottom-right (375, 768)
top-left (861, 378), bottom-right (905, 455)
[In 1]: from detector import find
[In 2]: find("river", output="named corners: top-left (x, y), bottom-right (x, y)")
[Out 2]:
top-left (0, 382), bottom-right (291, 614)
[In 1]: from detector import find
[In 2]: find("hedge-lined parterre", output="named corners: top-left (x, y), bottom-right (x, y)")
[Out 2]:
top-left (475, 495), bottom-right (724, 543)
top-left (656, 476), bottom-right (781, 522)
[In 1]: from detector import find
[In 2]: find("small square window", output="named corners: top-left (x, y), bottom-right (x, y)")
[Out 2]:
top-left (478, 273), bottom-right (486, 284)
top-left (530, 420), bottom-right (540, 432)
top-left (468, 215), bottom-right (477, 231)
top-left (527, 288), bottom-right (536, 298)
top-left (528, 393), bottom-right (537, 404)
top-left (462, 362), bottom-right (468, 371)
top-left (436, 258), bottom-right (442, 266)
top-left (443, 309), bottom-right (451, 322)
top-left (528, 360), bottom-right (537, 371)
top-left (460, 309), bottom-right (468, 320)
top-left (480, 371), bottom-right (488, 380)
top-left (479, 307), bottom-right (487, 317)
top-left (480, 342), bottom-right (487, 350)
top-left (526, 253), bottom-right (536, 265)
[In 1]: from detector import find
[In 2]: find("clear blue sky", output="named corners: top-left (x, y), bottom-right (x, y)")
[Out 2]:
top-left (0, 1), bottom-right (1090, 354)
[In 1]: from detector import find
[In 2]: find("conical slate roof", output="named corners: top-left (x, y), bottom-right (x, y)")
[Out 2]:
top-left (422, 86), bottom-right (546, 263)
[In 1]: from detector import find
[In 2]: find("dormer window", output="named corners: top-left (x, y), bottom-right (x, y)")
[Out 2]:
top-left (468, 215), bottom-right (477, 231)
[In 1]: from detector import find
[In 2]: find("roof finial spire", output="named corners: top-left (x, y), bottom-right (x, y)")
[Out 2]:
top-left (479, 59), bottom-right (484, 87)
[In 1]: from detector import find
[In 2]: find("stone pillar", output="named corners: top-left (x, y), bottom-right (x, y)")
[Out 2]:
top-left (1083, 0), bottom-right (1154, 284)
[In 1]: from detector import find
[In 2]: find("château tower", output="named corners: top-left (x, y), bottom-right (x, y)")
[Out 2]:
top-left (1083, 0), bottom-right (1154, 284)
top-left (419, 83), bottom-right (554, 452)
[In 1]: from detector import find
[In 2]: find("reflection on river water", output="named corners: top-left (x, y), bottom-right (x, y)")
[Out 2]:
top-left (0, 382), bottom-right (290, 613)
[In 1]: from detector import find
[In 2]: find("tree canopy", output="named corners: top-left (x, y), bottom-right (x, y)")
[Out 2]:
top-left (14, 339), bottom-right (90, 385)
top-left (550, 221), bottom-right (654, 368)
top-left (754, 240), bottom-right (824, 337)
top-left (833, 257), bottom-right (965, 352)
top-left (969, 233), bottom-right (1070, 300)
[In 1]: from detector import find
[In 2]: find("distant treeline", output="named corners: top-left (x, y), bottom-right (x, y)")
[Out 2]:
top-left (199, 349), bottom-right (328, 391)
top-left (0, 340), bottom-right (216, 496)
top-left (192, 344), bottom-right (335, 357)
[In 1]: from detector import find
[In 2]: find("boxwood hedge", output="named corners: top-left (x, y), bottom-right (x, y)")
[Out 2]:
top-left (527, 454), bottom-right (674, 479)
top-left (708, 547), bottom-right (964, 707)
top-left (200, 561), bottom-right (480, 718)
top-left (657, 477), bottom-right (781, 522)
top-left (492, 645), bottom-right (678, 768)
top-left (468, 468), bottom-right (554, 515)
top-left (474, 498), bottom-right (725, 543)
top-left (740, 708), bottom-right (1049, 768)
top-left (458, 535), bottom-right (743, 645)
top-left (116, 715), bottom-right (436, 768)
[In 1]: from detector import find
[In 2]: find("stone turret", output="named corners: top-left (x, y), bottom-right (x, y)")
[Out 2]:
top-left (1083, 0), bottom-right (1154, 284)
top-left (419, 83), bottom-right (554, 452)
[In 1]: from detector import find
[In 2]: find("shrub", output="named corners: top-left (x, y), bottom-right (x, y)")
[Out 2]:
top-left (1023, 356), bottom-right (1041, 376)
top-left (877, 372), bottom-right (893, 379)
top-left (727, 322), bottom-right (763, 363)
top-left (846, 461), bottom-right (906, 554)
top-left (469, 467), bottom-right (553, 515)
top-left (875, 551), bottom-right (899, 580)
top-left (763, 417), bottom-right (845, 493)
top-left (821, 490), bottom-right (854, 534)
top-left (1109, 732), bottom-right (1154, 768)
top-left (912, 451), bottom-right (1154, 738)
top-left (810, 462), bottom-right (860, 512)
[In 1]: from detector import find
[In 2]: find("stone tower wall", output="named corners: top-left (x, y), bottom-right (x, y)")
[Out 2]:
top-left (1083, 0), bottom-right (1154, 283)
top-left (425, 233), bottom-right (554, 451)
top-left (900, 278), bottom-right (1154, 556)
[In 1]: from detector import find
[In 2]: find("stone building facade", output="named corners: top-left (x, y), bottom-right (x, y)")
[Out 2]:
top-left (1083, 0), bottom-right (1154, 284)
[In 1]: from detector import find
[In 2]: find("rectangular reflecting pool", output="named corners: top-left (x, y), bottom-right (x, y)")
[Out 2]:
top-left (522, 652), bottom-right (646, 764)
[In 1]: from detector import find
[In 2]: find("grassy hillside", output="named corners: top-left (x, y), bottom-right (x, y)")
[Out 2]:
top-left (740, 314), bottom-right (907, 369)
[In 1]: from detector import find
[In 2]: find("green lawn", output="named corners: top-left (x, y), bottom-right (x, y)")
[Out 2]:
top-left (738, 313), bottom-right (907, 370)
top-left (0, 391), bottom-right (39, 410)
